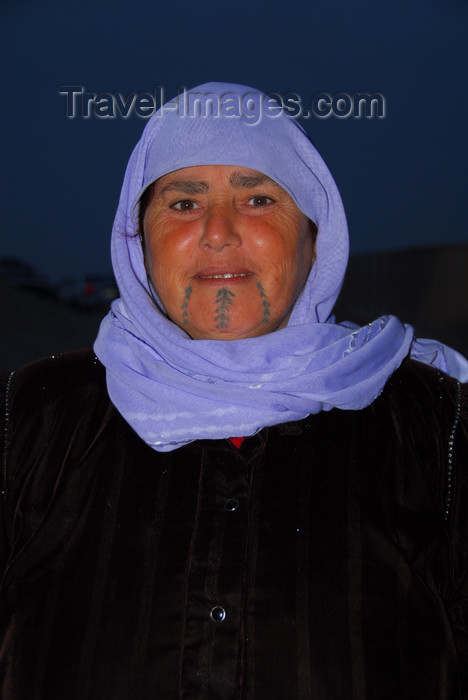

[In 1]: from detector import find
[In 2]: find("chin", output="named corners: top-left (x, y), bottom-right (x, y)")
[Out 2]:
top-left (185, 320), bottom-right (279, 341)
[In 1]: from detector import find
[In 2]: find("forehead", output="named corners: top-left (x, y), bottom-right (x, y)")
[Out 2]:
top-left (153, 164), bottom-right (285, 196)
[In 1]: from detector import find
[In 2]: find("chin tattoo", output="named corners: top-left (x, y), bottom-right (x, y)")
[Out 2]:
top-left (181, 286), bottom-right (192, 325)
top-left (214, 287), bottom-right (235, 329)
top-left (257, 282), bottom-right (271, 323)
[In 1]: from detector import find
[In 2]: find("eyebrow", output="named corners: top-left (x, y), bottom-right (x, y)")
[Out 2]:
top-left (158, 180), bottom-right (209, 196)
top-left (157, 171), bottom-right (277, 197)
top-left (228, 172), bottom-right (275, 189)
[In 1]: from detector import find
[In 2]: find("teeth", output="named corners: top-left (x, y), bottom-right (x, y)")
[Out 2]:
top-left (203, 273), bottom-right (248, 279)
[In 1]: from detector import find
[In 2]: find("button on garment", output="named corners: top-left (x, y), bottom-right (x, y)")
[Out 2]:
top-left (210, 606), bottom-right (226, 622)
top-left (223, 498), bottom-right (240, 512)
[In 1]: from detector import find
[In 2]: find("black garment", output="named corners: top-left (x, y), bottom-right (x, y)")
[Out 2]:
top-left (0, 350), bottom-right (467, 699)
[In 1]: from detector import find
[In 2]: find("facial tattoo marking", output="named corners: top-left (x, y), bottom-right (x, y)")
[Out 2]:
top-left (257, 282), bottom-right (271, 323)
top-left (214, 287), bottom-right (235, 329)
top-left (181, 286), bottom-right (193, 325)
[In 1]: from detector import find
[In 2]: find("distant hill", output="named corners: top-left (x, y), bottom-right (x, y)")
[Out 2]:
top-left (0, 281), bottom-right (104, 370)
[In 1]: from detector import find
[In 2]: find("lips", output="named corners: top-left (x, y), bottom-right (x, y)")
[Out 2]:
top-left (198, 272), bottom-right (249, 279)
top-left (193, 267), bottom-right (253, 282)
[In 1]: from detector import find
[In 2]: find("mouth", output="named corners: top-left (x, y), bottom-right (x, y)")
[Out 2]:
top-left (193, 268), bottom-right (254, 284)
top-left (197, 273), bottom-right (250, 279)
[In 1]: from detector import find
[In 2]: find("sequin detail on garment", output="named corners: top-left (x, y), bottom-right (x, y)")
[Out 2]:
top-left (444, 379), bottom-right (462, 521)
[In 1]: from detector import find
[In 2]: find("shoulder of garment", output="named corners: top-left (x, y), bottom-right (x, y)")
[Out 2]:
top-left (362, 358), bottom-right (467, 526)
top-left (0, 348), bottom-right (113, 493)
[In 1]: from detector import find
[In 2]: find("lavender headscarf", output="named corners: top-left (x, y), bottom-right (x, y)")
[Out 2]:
top-left (94, 82), bottom-right (467, 451)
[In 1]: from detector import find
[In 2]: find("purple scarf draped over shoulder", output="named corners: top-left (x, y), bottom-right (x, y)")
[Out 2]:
top-left (94, 82), bottom-right (468, 451)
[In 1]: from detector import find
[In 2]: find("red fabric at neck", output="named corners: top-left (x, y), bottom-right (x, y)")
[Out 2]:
top-left (229, 437), bottom-right (245, 448)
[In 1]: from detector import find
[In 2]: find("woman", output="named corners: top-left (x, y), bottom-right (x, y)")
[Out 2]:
top-left (1, 82), bottom-right (467, 699)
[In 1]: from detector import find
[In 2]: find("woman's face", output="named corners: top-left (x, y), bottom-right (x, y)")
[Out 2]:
top-left (142, 164), bottom-right (315, 340)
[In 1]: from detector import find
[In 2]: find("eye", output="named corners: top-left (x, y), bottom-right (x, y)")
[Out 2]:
top-left (171, 199), bottom-right (199, 212)
top-left (247, 195), bottom-right (274, 207)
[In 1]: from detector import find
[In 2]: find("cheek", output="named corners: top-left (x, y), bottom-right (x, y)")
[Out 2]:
top-left (149, 261), bottom-right (186, 305)
top-left (264, 232), bottom-right (312, 325)
top-left (143, 211), bottom-right (194, 271)
top-left (292, 218), bottom-right (315, 272)
top-left (144, 232), bottom-right (188, 290)
top-left (267, 227), bottom-right (313, 291)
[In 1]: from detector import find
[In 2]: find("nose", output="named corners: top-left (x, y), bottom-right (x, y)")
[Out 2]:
top-left (199, 207), bottom-right (241, 252)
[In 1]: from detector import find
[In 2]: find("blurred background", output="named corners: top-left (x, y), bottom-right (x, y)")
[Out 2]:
top-left (1, 0), bottom-right (467, 369)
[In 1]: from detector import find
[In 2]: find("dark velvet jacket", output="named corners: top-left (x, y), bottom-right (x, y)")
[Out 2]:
top-left (0, 350), bottom-right (467, 699)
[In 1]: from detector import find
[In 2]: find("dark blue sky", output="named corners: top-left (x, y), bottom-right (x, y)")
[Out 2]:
top-left (1, 0), bottom-right (467, 281)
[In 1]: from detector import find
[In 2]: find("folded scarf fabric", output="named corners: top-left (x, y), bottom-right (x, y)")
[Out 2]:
top-left (94, 82), bottom-right (468, 451)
